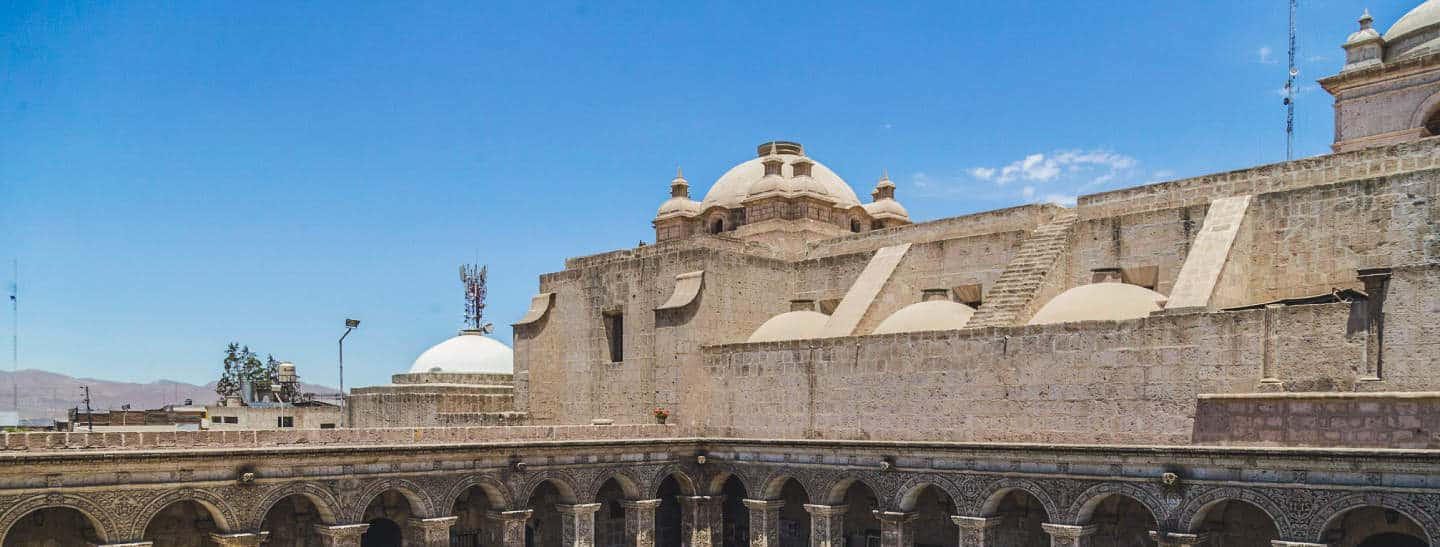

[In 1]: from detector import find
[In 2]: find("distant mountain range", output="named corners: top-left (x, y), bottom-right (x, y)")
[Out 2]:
top-left (0, 369), bottom-right (339, 420)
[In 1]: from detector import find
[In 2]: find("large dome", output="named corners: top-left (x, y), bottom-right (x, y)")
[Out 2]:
top-left (1384, 0), bottom-right (1440, 60)
top-left (408, 330), bottom-right (514, 374)
top-left (1028, 283), bottom-right (1167, 325)
top-left (747, 310), bottom-right (830, 343)
top-left (872, 300), bottom-right (975, 335)
top-left (701, 142), bottom-right (861, 209)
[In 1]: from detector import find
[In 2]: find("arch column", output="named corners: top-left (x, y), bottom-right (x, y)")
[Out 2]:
top-left (953, 516), bottom-right (1003, 546)
top-left (677, 495), bottom-right (724, 547)
top-left (874, 511), bottom-right (919, 547)
top-left (313, 524), bottom-right (369, 547)
top-left (742, 499), bottom-right (784, 547)
top-left (557, 503), bottom-right (601, 547)
top-left (621, 499), bottom-right (662, 547)
top-left (803, 504), bottom-right (847, 547)
top-left (405, 516), bottom-right (457, 547)
top-left (1270, 542), bottom-right (1328, 547)
top-left (208, 532), bottom-right (270, 547)
top-left (1042, 523), bottom-right (1097, 547)
top-left (1149, 531), bottom-right (1209, 547)
top-left (485, 510), bottom-right (533, 547)
top-left (98, 543), bottom-right (154, 547)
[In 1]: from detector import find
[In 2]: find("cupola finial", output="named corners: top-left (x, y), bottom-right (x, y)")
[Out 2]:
top-left (670, 167), bottom-right (689, 198)
top-left (1359, 8), bottom-right (1373, 29)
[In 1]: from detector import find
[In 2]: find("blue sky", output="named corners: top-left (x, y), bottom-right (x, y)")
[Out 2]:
top-left (0, 1), bottom-right (1417, 391)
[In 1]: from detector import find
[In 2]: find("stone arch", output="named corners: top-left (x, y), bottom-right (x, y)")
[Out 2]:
top-left (819, 475), bottom-right (885, 506)
top-left (700, 464), bottom-right (755, 497)
top-left (586, 469), bottom-right (644, 502)
top-left (246, 481), bottom-right (343, 530)
top-left (1309, 493), bottom-right (1438, 545)
top-left (892, 475), bottom-right (964, 513)
top-left (751, 467), bottom-right (825, 501)
top-left (517, 472), bottom-right (581, 505)
top-left (347, 477), bottom-right (435, 522)
top-left (977, 478), bottom-right (1059, 520)
top-left (131, 488), bottom-right (239, 539)
top-left (647, 464), bottom-right (698, 498)
top-left (440, 473), bottom-right (514, 512)
top-left (1175, 487), bottom-right (1290, 539)
top-left (1408, 88), bottom-right (1440, 135)
top-left (0, 495), bottom-right (119, 545)
top-left (1067, 482), bottom-right (1166, 525)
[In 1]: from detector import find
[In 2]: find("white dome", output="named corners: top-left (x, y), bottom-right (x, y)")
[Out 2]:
top-left (1028, 282), bottom-right (1167, 325)
top-left (872, 300), bottom-right (975, 334)
top-left (408, 330), bottom-right (514, 374)
top-left (747, 310), bottom-right (831, 343)
top-left (701, 143), bottom-right (861, 209)
top-left (1384, 0), bottom-right (1440, 60)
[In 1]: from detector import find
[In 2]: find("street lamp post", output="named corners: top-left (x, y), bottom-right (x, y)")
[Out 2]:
top-left (339, 319), bottom-right (360, 399)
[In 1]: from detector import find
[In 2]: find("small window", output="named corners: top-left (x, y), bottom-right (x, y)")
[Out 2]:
top-left (223, 416), bottom-right (238, 424)
top-left (710, 218), bottom-right (724, 234)
top-left (850, 219), bottom-right (862, 232)
top-left (603, 311), bottom-right (624, 363)
top-left (1426, 109), bottom-right (1440, 136)
top-left (319, 423), bottom-right (336, 429)
top-left (277, 416), bottom-right (294, 428)
top-left (210, 416), bottom-right (221, 423)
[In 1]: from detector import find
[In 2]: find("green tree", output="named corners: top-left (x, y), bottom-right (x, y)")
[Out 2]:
top-left (216, 343), bottom-right (268, 400)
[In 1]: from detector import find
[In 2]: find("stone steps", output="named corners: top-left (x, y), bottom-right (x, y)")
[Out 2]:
top-left (968, 211), bottom-right (1078, 327)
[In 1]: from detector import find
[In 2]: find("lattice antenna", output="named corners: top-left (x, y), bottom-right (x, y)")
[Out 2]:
top-left (1285, 0), bottom-right (1298, 160)
top-left (460, 264), bottom-right (493, 334)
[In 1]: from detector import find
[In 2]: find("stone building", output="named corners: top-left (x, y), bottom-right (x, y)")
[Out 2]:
top-left (3, 4), bottom-right (1440, 547)
top-left (346, 329), bottom-right (522, 428)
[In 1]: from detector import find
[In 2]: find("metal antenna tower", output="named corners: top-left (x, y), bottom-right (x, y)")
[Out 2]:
top-left (1285, 0), bottom-right (1298, 160)
top-left (460, 264), bottom-right (494, 333)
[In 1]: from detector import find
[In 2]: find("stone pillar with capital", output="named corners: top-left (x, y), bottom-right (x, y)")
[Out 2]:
top-left (677, 495), bottom-right (724, 547)
top-left (1271, 542), bottom-right (1330, 547)
top-left (96, 544), bottom-right (154, 547)
top-left (803, 504), bottom-right (847, 547)
top-left (1149, 531), bottom-right (1210, 547)
top-left (557, 503), bottom-right (602, 547)
top-left (742, 499), bottom-right (785, 547)
top-left (953, 516), bottom-right (1003, 547)
top-left (404, 516), bottom-right (457, 547)
top-left (1041, 523), bottom-right (1097, 547)
top-left (313, 524), bottom-right (370, 547)
top-left (873, 511), bottom-right (918, 547)
top-left (486, 510), bottom-right (534, 547)
top-left (621, 499), bottom-right (663, 547)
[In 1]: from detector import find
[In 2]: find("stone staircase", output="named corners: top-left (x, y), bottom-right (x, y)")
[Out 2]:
top-left (969, 210), bottom-right (1079, 327)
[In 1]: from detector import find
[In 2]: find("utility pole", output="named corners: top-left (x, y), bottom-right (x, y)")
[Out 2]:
top-left (9, 259), bottom-right (17, 411)
top-left (80, 386), bottom-right (93, 432)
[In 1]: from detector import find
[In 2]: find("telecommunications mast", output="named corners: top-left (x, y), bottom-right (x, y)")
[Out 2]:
top-left (1284, 0), bottom-right (1299, 160)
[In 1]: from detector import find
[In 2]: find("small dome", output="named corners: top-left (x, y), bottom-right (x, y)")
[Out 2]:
top-left (701, 142), bottom-right (861, 209)
top-left (408, 330), bottom-right (514, 374)
top-left (1384, 0), bottom-right (1440, 60)
top-left (872, 300), bottom-right (975, 334)
top-left (746, 310), bottom-right (830, 343)
top-left (863, 199), bottom-right (910, 220)
top-left (1027, 282), bottom-right (1167, 325)
top-left (656, 197), bottom-right (702, 218)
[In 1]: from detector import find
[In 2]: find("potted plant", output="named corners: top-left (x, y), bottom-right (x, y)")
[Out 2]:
top-left (653, 407), bottom-right (670, 425)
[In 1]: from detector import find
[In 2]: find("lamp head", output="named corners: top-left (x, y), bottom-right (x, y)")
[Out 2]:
top-left (345, 319), bottom-right (361, 328)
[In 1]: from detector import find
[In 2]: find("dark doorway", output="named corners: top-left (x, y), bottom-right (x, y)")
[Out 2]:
top-left (362, 518), bottom-right (402, 547)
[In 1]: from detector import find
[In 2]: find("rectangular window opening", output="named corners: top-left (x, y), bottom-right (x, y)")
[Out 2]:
top-left (603, 311), bottom-right (624, 363)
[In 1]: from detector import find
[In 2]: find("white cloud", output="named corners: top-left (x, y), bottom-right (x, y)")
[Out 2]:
top-left (1274, 83), bottom-right (1317, 98)
top-left (1257, 45), bottom-right (1278, 64)
top-left (1043, 193), bottom-right (1077, 206)
top-left (961, 148), bottom-right (1143, 206)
